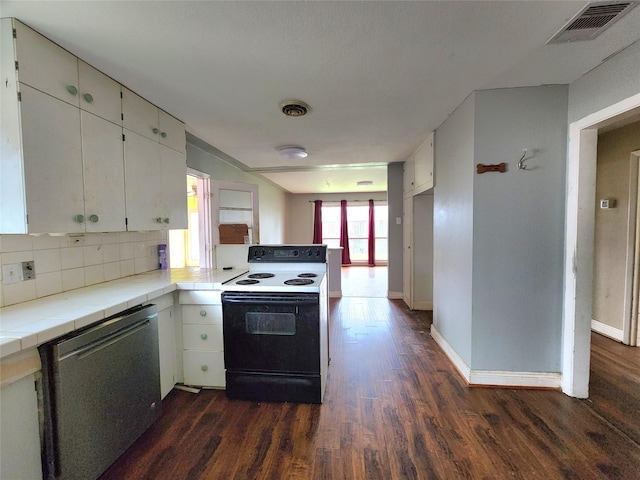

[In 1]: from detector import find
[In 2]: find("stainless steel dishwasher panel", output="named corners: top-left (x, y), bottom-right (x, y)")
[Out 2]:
top-left (39, 304), bottom-right (161, 480)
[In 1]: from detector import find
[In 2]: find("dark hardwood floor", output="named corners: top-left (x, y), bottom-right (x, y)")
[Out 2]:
top-left (582, 331), bottom-right (640, 446)
top-left (101, 298), bottom-right (640, 479)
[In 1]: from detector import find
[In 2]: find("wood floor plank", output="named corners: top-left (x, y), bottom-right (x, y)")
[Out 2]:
top-left (100, 298), bottom-right (640, 480)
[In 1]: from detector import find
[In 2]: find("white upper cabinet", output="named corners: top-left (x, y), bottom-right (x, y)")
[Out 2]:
top-left (122, 88), bottom-right (186, 154)
top-left (413, 132), bottom-right (434, 195)
top-left (403, 156), bottom-right (415, 197)
top-left (78, 61), bottom-right (122, 125)
top-left (13, 19), bottom-right (80, 107)
top-left (1, 18), bottom-right (187, 234)
top-left (81, 111), bottom-right (126, 232)
top-left (19, 85), bottom-right (85, 234)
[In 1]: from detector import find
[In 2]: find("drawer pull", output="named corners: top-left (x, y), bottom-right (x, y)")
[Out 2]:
top-left (199, 310), bottom-right (207, 317)
top-left (201, 365), bottom-right (209, 372)
top-left (200, 333), bottom-right (208, 340)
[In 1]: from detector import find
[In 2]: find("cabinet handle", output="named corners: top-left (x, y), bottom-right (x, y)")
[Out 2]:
top-left (199, 310), bottom-right (207, 317)
top-left (201, 365), bottom-right (209, 372)
top-left (200, 333), bottom-right (208, 340)
top-left (66, 85), bottom-right (78, 95)
top-left (152, 128), bottom-right (159, 135)
top-left (88, 214), bottom-right (99, 223)
top-left (73, 214), bottom-right (85, 223)
top-left (163, 218), bottom-right (170, 223)
top-left (83, 93), bottom-right (94, 103)
top-left (156, 217), bottom-right (163, 223)
top-left (161, 132), bottom-right (167, 138)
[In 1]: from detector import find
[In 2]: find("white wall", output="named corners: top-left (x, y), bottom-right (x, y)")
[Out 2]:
top-left (186, 142), bottom-right (287, 244)
top-left (433, 93), bottom-right (475, 366)
top-left (471, 86), bottom-right (568, 372)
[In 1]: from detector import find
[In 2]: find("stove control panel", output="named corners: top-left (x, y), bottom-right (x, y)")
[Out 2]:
top-left (248, 245), bottom-right (327, 263)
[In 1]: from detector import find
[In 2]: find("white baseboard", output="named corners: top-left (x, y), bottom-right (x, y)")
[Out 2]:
top-left (387, 291), bottom-right (403, 299)
top-left (591, 319), bottom-right (623, 341)
top-left (430, 325), bottom-right (561, 389)
top-left (430, 325), bottom-right (471, 380)
top-left (329, 291), bottom-right (342, 298)
top-left (412, 301), bottom-right (433, 310)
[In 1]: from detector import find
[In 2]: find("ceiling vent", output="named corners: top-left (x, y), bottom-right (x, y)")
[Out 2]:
top-left (280, 100), bottom-right (309, 117)
top-left (547, 1), bottom-right (638, 44)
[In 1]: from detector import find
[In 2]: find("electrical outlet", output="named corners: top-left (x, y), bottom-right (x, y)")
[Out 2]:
top-left (68, 234), bottom-right (86, 246)
top-left (2, 263), bottom-right (22, 284)
top-left (22, 261), bottom-right (35, 280)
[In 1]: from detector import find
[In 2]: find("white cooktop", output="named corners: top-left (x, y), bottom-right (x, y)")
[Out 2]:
top-left (222, 271), bottom-right (326, 293)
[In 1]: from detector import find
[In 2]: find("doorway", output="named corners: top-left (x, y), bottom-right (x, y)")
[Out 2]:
top-left (563, 94), bottom-right (640, 398)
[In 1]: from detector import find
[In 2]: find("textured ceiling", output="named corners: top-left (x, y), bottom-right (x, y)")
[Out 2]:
top-left (2, 1), bottom-right (639, 193)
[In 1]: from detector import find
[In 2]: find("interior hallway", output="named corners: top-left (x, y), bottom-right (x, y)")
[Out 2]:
top-left (341, 266), bottom-right (387, 298)
top-left (100, 297), bottom-right (640, 479)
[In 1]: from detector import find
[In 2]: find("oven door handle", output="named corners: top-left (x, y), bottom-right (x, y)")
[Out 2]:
top-left (222, 294), bottom-right (318, 305)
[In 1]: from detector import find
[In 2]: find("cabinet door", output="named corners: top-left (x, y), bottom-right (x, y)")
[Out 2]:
top-left (20, 84), bottom-right (84, 233)
top-left (183, 350), bottom-right (225, 388)
top-left (403, 158), bottom-right (415, 196)
top-left (122, 87), bottom-right (159, 142)
top-left (81, 111), bottom-right (126, 232)
top-left (157, 307), bottom-right (177, 399)
top-left (78, 60), bottom-right (122, 125)
top-left (14, 20), bottom-right (79, 107)
top-left (160, 146), bottom-right (188, 229)
top-left (123, 131), bottom-right (163, 231)
top-left (414, 133), bottom-right (434, 194)
top-left (158, 110), bottom-right (186, 153)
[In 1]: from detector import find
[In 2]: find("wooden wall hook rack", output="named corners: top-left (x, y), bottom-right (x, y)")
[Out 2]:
top-left (476, 163), bottom-right (506, 174)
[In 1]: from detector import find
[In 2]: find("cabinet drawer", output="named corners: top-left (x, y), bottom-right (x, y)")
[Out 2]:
top-left (183, 351), bottom-right (225, 388)
top-left (183, 324), bottom-right (223, 351)
top-left (182, 305), bottom-right (222, 325)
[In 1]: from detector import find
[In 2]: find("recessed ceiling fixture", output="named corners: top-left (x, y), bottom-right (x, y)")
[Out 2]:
top-left (547, 1), bottom-right (637, 44)
top-left (280, 100), bottom-right (310, 117)
top-left (357, 180), bottom-right (373, 187)
top-left (277, 145), bottom-right (308, 159)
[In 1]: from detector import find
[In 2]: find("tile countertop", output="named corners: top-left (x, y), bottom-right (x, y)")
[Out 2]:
top-left (0, 267), bottom-right (246, 359)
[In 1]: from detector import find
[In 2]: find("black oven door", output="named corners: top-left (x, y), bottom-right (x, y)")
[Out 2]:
top-left (221, 292), bottom-right (320, 374)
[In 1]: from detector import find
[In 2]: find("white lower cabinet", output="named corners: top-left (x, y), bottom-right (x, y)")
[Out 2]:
top-left (179, 292), bottom-right (225, 388)
top-left (153, 294), bottom-right (179, 399)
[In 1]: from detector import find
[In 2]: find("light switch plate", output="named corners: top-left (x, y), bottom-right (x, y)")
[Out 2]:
top-left (2, 263), bottom-right (22, 284)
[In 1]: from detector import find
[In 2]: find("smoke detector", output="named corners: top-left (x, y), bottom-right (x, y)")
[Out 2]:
top-left (280, 100), bottom-right (310, 117)
top-left (547, 2), bottom-right (638, 44)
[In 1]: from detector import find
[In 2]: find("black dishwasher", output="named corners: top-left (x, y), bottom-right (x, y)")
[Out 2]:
top-left (38, 304), bottom-right (161, 480)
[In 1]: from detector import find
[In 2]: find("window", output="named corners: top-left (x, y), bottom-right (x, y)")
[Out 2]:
top-left (321, 203), bottom-right (388, 264)
top-left (211, 180), bottom-right (259, 247)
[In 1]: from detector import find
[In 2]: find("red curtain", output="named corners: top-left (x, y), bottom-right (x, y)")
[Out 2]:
top-left (340, 200), bottom-right (351, 264)
top-left (368, 199), bottom-right (375, 266)
top-left (312, 200), bottom-right (323, 244)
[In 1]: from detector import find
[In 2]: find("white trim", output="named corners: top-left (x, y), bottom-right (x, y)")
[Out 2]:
top-left (591, 319), bottom-right (624, 342)
top-left (432, 325), bottom-right (561, 389)
top-left (563, 92), bottom-right (640, 399)
top-left (412, 301), bottom-right (433, 310)
top-left (469, 371), bottom-right (561, 389)
top-left (387, 291), bottom-right (404, 299)
top-left (329, 291), bottom-right (342, 298)
top-left (430, 325), bottom-right (471, 380)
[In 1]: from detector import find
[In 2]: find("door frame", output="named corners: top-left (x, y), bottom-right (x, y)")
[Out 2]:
top-left (625, 150), bottom-right (640, 346)
top-left (562, 93), bottom-right (640, 398)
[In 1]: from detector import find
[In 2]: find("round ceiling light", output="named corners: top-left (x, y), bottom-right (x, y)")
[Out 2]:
top-left (280, 100), bottom-right (310, 117)
top-left (277, 145), bottom-right (308, 159)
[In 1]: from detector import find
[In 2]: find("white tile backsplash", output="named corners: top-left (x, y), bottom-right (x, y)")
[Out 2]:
top-left (0, 231), bottom-right (166, 306)
top-left (34, 249), bottom-right (61, 274)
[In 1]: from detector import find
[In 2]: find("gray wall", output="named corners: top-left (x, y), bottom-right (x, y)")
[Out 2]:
top-left (471, 86), bottom-right (568, 372)
top-left (187, 142), bottom-right (287, 244)
top-left (433, 93), bottom-right (475, 365)
top-left (569, 41), bottom-right (640, 123)
top-left (387, 162), bottom-right (404, 294)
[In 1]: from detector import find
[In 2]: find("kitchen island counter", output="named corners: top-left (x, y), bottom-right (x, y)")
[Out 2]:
top-left (0, 267), bottom-right (246, 360)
